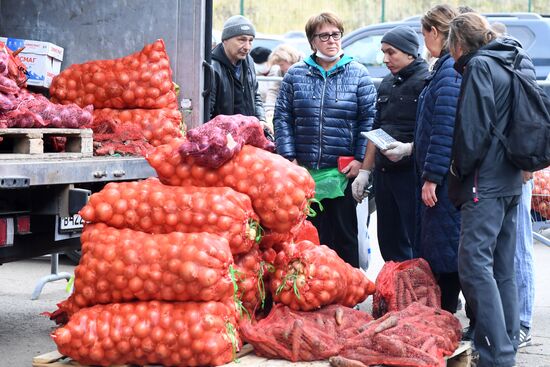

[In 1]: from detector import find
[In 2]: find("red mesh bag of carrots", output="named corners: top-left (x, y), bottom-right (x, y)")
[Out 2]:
top-left (79, 178), bottom-right (259, 255)
top-left (334, 302), bottom-right (462, 367)
top-left (55, 223), bottom-right (234, 318)
top-left (147, 139), bottom-right (316, 233)
top-left (92, 108), bottom-right (183, 147)
top-left (240, 304), bottom-right (373, 362)
top-left (179, 114), bottom-right (274, 168)
top-left (51, 300), bottom-right (241, 367)
top-left (372, 258), bottom-right (441, 319)
top-left (50, 39), bottom-right (177, 109)
top-left (270, 240), bottom-right (375, 311)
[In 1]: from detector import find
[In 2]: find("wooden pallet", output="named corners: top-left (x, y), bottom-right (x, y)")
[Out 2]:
top-left (0, 128), bottom-right (93, 158)
top-left (33, 342), bottom-right (473, 367)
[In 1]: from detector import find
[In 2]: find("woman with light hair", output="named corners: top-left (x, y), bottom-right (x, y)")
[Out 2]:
top-left (447, 11), bottom-right (536, 367)
top-left (264, 44), bottom-right (303, 118)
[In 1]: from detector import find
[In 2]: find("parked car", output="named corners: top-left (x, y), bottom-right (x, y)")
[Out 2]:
top-left (253, 33), bottom-right (285, 52)
top-left (342, 13), bottom-right (550, 80)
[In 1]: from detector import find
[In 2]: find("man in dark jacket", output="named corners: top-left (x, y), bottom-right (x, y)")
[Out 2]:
top-left (352, 26), bottom-right (429, 262)
top-left (448, 13), bottom-right (531, 367)
top-left (210, 15), bottom-right (269, 132)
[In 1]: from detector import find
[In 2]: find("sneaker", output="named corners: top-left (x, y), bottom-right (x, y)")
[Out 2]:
top-left (518, 325), bottom-right (532, 348)
top-left (462, 325), bottom-right (475, 341)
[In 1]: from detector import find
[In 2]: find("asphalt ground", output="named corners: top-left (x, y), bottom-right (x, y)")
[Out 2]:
top-left (0, 214), bottom-right (549, 366)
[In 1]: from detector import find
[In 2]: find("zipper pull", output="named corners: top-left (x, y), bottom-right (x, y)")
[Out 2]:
top-left (472, 186), bottom-right (479, 203)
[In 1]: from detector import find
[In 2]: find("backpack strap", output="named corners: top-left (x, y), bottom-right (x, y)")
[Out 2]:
top-left (482, 54), bottom-right (516, 151)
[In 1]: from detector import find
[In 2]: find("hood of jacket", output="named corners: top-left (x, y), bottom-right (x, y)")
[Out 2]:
top-left (304, 54), bottom-right (353, 77)
top-left (454, 38), bottom-right (520, 75)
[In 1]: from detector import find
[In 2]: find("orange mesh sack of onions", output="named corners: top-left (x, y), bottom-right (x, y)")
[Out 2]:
top-left (53, 223), bottom-right (235, 319)
top-left (51, 300), bottom-right (241, 367)
top-left (50, 39), bottom-right (177, 109)
top-left (271, 240), bottom-right (376, 311)
top-left (147, 140), bottom-right (316, 234)
top-left (79, 178), bottom-right (259, 255)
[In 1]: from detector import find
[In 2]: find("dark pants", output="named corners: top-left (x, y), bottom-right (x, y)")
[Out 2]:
top-left (435, 271), bottom-right (461, 313)
top-left (373, 168), bottom-right (415, 262)
top-left (309, 180), bottom-right (359, 268)
top-left (459, 196), bottom-right (520, 367)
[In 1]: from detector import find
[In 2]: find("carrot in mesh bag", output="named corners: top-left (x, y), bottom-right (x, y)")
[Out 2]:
top-left (240, 303), bottom-right (373, 362)
top-left (51, 300), bottom-right (241, 367)
top-left (334, 302), bottom-right (462, 367)
top-left (79, 178), bottom-right (259, 255)
top-left (50, 39), bottom-right (177, 109)
top-left (53, 223), bottom-right (235, 319)
top-left (179, 114), bottom-right (274, 168)
top-left (271, 240), bottom-right (376, 311)
top-left (92, 107), bottom-right (183, 147)
top-left (372, 258), bottom-right (441, 319)
top-left (147, 140), bottom-right (316, 233)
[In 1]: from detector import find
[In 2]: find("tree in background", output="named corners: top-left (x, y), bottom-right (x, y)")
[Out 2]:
top-left (214, 0), bottom-right (549, 35)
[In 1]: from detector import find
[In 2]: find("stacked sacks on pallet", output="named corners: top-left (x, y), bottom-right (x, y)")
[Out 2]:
top-left (48, 181), bottom-right (255, 366)
top-left (147, 116), bottom-right (377, 319)
top-left (49, 39), bottom-right (184, 156)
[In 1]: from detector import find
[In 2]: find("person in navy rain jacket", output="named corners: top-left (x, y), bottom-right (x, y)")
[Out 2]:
top-left (414, 4), bottom-right (462, 313)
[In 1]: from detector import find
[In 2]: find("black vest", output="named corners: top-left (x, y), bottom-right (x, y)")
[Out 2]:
top-left (375, 58), bottom-right (429, 170)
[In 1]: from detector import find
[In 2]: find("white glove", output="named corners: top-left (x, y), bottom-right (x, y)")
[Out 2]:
top-left (352, 169), bottom-right (371, 203)
top-left (382, 142), bottom-right (413, 162)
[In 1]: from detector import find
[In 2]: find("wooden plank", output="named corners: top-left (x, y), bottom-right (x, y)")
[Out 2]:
top-left (33, 341), bottom-right (472, 367)
top-left (446, 341), bottom-right (473, 367)
top-left (0, 128), bottom-right (93, 136)
top-left (32, 351), bottom-right (65, 365)
top-left (0, 128), bottom-right (93, 157)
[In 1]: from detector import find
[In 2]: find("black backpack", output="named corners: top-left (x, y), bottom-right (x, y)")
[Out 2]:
top-left (488, 55), bottom-right (550, 172)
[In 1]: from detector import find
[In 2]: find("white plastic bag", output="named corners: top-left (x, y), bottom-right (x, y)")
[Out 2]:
top-left (356, 200), bottom-right (371, 271)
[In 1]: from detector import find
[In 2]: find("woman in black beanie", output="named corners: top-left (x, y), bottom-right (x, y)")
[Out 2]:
top-left (353, 26), bottom-right (429, 263)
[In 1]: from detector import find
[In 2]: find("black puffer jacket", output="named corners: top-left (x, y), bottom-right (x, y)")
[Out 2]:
top-left (209, 44), bottom-right (265, 121)
top-left (373, 58), bottom-right (429, 171)
top-left (448, 38), bottom-right (534, 206)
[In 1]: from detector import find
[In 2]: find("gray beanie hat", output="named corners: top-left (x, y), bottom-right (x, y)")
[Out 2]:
top-left (221, 15), bottom-right (256, 41)
top-left (381, 26), bottom-right (420, 58)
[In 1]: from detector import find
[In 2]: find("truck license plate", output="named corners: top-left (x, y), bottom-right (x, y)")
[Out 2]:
top-left (59, 214), bottom-right (85, 231)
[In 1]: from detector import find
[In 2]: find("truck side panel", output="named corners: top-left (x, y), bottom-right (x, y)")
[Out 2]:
top-left (0, 0), bottom-right (205, 127)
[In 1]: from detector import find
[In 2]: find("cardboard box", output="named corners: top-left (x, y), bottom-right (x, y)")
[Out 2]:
top-left (0, 37), bottom-right (64, 88)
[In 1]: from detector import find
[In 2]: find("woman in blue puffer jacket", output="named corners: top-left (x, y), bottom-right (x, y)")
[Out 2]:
top-left (274, 12), bottom-right (377, 268)
top-left (414, 4), bottom-right (462, 313)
